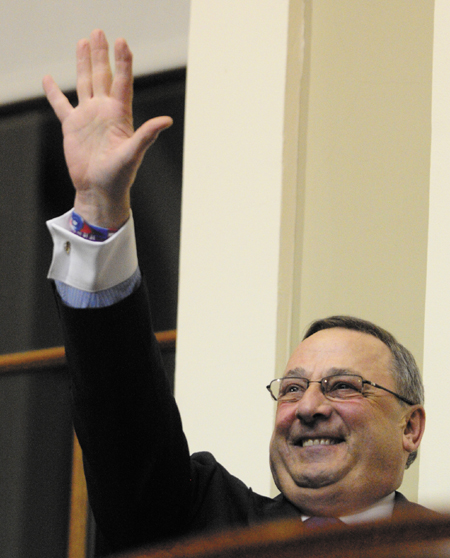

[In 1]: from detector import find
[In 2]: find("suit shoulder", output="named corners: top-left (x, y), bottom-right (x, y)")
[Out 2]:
top-left (394, 491), bottom-right (443, 520)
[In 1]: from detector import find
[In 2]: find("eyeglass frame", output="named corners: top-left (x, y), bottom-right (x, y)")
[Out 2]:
top-left (266, 373), bottom-right (415, 406)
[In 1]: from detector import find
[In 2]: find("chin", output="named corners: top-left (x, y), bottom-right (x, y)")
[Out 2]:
top-left (286, 458), bottom-right (353, 490)
top-left (293, 472), bottom-right (341, 490)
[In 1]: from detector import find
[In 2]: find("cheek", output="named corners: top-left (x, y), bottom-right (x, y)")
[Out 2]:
top-left (274, 404), bottom-right (297, 430)
top-left (341, 404), bottom-right (403, 460)
top-left (334, 400), bottom-right (374, 428)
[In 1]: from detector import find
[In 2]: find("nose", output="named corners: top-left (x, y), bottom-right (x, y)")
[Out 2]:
top-left (294, 382), bottom-right (333, 423)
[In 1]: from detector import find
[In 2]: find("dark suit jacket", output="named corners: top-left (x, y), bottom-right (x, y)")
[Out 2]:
top-left (56, 281), bottom-right (438, 555)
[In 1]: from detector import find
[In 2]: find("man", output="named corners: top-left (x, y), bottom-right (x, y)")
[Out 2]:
top-left (269, 317), bottom-right (425, 519)
top-left (44, 30), bottom-right (434, 555)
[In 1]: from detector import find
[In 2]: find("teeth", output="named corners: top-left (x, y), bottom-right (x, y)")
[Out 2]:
top-left (302, 438), bottom-right (337, 447)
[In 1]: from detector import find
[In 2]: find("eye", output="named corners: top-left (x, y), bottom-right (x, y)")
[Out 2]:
top-left (279, 379), bottom-right (307, 398)
top-left (287, 384), bottom-right (301, 393)
top-left (334, 381), bottom-right (358, 391)
top-left (326, 376), bottom-right (362, 398)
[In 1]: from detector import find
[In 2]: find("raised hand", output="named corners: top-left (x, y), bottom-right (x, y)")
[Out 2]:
top-left (43, 29), bottom-right (173, 228)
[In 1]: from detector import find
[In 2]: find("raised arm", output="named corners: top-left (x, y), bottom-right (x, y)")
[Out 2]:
top-left (43, 32), bottom-right (194, 553)
top-left (43, 29), bottom-right (172, 229)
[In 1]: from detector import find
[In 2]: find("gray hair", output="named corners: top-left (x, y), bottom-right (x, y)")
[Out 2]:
top-left (303, 316), bottom-right (424, 469)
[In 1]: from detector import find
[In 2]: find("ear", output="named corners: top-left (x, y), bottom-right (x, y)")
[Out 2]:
top-left (402, 405), bottom-right (426, 454)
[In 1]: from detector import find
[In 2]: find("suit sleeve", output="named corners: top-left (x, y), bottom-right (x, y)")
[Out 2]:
top-left (56, 280), bottom-right (192, 552)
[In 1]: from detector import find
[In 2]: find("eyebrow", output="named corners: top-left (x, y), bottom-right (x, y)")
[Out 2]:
top-left (284, 367), bottom-right (360, 378)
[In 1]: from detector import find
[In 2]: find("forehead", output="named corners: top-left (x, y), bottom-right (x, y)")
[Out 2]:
top-left (285, 328), bottom-right (394, 384)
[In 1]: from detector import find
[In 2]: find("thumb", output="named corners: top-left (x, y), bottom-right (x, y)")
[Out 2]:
top-left (131, 115), bottom-right (173, 159)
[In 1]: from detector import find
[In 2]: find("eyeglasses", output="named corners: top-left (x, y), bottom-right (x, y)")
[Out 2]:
top-left (266, 374), bottom-right (415, 405)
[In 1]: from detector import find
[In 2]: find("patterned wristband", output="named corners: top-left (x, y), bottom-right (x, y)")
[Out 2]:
top-left (70, 211), bottom-right (119, 242)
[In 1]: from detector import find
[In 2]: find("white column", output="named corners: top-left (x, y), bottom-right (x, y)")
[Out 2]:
top-left (418, 0), bottom-right (450, 511)
top-left (175, 0), bottom-right (303, 496)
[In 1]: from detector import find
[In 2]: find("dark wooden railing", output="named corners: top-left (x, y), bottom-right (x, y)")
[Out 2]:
top-left (112, 508), bottom-right (450, 558)
top-left (0, 330), bottom-right (176, 375)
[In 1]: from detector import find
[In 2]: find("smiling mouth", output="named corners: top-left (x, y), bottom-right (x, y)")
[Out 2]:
top-left (300, 438), bottom-right (343, 447)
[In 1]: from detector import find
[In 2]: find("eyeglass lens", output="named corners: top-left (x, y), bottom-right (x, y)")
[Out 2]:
top-left (270, 374), bottom-right (364, 401)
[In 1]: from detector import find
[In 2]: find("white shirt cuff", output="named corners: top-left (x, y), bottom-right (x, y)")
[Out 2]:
top-left (46, 209), bottom-right (138, 292)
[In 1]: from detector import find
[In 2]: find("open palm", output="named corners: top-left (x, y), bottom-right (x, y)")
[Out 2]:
top-left (43, 30), bottom-right (172, 227)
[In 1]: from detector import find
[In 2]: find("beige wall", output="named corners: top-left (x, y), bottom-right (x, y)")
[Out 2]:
top-left (176, 0), bottom-right (437, 505)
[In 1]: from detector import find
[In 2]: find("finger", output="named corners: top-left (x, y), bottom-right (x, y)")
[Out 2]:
top-left (130, 116), bottom-right (173, 160)
top-left (111, 38), bottom-right (133, 108)
top-left (90, 29), bottom-right (113, 95)
top-left (76, 38), bottom-right (93, 101)
top-left (42, 75), bottom-right (73, 123)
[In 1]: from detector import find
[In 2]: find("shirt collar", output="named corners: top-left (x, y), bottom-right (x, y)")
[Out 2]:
top-left (301, 492), bottom-right (396, 524)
